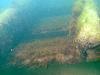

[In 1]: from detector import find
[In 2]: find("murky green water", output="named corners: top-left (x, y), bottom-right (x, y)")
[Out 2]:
top-left (0, 62), bottom-right (100, 75)
top-left (0, 0), bottom-right (100, 75)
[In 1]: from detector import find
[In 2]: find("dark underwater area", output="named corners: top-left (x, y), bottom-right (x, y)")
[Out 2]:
top-left (0, 0), bottom-right (100, 75)
top-left (0, 62), bottom-right (100, 75)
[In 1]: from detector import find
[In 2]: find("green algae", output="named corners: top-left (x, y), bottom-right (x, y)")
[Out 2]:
top-left (76, 0), bottom-right (100, 44)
